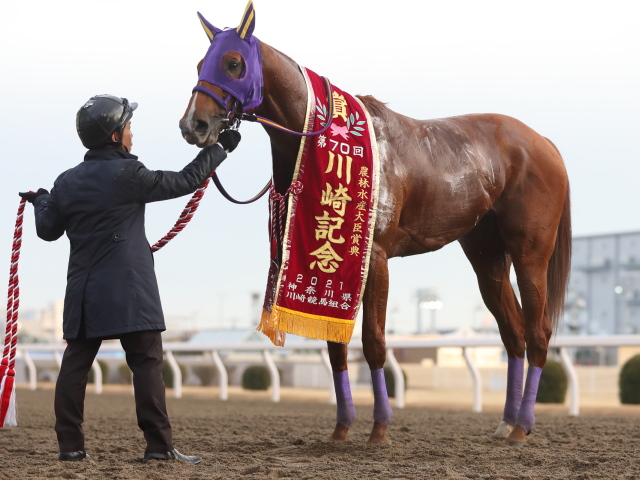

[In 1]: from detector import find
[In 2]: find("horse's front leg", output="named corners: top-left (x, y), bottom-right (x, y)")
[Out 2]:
top-left (362, 246), bottom-right (392, 444)
top-left (327, 341), bottom-right (354, 441)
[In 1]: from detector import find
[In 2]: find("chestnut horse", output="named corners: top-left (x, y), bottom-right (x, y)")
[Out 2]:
top-left (179, 2), bottom-right (571, 446)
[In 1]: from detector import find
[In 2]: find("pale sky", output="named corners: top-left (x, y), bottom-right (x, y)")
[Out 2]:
top-left (1, 0), bottom-right (638, 336)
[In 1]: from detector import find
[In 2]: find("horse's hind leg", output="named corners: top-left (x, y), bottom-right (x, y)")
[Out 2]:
top-left (327, 341), bottom-right (355, 441)
top-left (501, 233), bottom-right (556, 445)
top-left (459, 212), bottom-right (526, 440)
top-left (497, 194), bottom-right (564, 446)
top-left (361, 245), bottom-right (392, 443)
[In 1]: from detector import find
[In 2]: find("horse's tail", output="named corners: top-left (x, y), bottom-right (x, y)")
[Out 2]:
top-left (547, 181), bottom-right (572, 332)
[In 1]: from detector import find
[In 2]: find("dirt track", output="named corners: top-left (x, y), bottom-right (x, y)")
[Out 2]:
top-left (1, 387), bottom-right (639, 479)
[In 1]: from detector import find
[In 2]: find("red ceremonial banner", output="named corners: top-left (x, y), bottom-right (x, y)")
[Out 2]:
top-left (258, 68), bottom-right (380, 346)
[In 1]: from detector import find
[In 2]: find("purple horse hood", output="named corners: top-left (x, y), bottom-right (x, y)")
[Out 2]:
top-left (195, 13), bottom-right (264, 112)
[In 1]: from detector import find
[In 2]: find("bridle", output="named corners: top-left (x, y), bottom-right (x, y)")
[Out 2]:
top-left (193, 72), bottom-right (335, 204)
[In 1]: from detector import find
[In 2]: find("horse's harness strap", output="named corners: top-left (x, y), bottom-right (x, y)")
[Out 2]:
top-left (192, 85), bottom-right (234, 115)
top-left (239, 76), bottom-right (336, 137)
top-left (196, 76), bottom-right (335, 138)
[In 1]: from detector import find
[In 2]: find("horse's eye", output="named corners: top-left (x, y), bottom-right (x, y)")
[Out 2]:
top-left (228, 61), bottom-right (239, 71)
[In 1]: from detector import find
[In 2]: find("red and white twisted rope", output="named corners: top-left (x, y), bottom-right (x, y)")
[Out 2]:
top-left (269, 181), bottom-right (303, 244)
top-left (0, 198), bottom-right (25, 427)
top-left (150, 177), bottom-right (210, 253)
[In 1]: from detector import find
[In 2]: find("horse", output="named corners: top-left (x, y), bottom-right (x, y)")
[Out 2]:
top-left (178, 2), bottom-right (571, 446)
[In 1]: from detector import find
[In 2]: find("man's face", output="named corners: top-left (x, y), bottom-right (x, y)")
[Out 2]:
top-left (121, 121), bottom-right (133, 152)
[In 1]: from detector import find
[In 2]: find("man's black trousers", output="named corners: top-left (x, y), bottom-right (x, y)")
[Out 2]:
top-left (54, 330), bottom-right (173, 453)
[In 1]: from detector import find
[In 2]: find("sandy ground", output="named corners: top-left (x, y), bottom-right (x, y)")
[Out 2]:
top-left (1, 385), bottom-right (639, 480)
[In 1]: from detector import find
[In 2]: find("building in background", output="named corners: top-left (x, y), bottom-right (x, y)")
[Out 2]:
top-left (564, 231), bottom-right (640, 364)
top-left (566, 231), bottom-right (640, 335)
top-left (16, 299), bottom-right (64, 343)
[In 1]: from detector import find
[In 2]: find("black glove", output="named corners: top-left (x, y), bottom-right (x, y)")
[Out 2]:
top-left (197, 143), bottom-right (226, 173)
top-left (217, 129), bottom-right (241, 153)
top-left (19, 188), bottom-right (49, 204)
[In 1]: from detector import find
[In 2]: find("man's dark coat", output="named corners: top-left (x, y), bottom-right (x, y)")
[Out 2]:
top-left (33, 147), bottom-right (226, 339)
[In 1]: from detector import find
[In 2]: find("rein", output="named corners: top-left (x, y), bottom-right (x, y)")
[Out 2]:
top-left (211, 172), bottom-right (271, 205)
top-left (195, 74), bottom-right (335, 138)
top-left (151, 169), bottom-right (271, 253)
top-left (195, 57), bottom-right (335, 203)
top-left (210, 74), bottom-right (334, 203)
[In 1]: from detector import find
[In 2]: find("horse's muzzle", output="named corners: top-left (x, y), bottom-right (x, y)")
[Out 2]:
top-left (179, 116), bottom-right (227, 148)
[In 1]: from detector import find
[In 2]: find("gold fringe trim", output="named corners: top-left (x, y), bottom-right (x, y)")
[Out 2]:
top-left (256, 308), bottom-right (286, 346)
top-left (271, 306), bottom-right (355, 344)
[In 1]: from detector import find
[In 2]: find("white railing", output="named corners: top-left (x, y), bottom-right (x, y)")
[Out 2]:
top-left (17, 334), bottom-right (640, 416)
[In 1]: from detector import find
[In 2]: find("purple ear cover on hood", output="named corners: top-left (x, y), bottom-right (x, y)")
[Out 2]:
top-left (197, 16), bottom-right (264, 111)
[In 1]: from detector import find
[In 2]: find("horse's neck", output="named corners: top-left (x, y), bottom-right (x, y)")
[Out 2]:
top-left (256, 42), bottom-right (308, 192)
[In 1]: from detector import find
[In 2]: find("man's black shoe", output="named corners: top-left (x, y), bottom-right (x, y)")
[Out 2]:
top-left (143, 449), bottom-right (201, 465)
top-left (59, 451), bottom-right (89, 461)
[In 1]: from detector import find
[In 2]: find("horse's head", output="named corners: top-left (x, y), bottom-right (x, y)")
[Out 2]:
top-left (179, 1), bottom-right (263, 147)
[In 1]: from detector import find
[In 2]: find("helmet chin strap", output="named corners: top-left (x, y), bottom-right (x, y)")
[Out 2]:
top-left (110, 127), bottom-right (129, 152)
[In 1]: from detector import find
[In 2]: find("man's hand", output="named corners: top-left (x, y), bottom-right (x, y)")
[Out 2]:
top-left (217, 130), bottom-right (241, 153)
top-left (19, 188), bottom-right (49, 204)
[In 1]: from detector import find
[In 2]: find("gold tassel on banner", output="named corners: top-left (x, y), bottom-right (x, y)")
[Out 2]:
top-left (256, 309), bottom-right (286, 346)
top-left (271, 307), bottom-right (355, 345)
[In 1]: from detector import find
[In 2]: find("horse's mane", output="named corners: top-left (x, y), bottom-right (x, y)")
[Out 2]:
top-left (356, 95), bottom-right (390, 119)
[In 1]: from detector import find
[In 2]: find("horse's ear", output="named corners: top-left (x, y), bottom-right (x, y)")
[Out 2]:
top-left (197, 12), bottom-right (221, 42)
top-left (236, 1), bottom-right (256, 40)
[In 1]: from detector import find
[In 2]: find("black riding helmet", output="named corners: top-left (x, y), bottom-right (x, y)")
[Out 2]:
top-left (76, 94), bottom-right (138, 149)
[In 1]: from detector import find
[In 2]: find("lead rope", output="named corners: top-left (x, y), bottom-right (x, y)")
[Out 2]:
top-left (0, 199), bottom-right (25, 427)
top-left (150, 176), bottom-right (211, 253)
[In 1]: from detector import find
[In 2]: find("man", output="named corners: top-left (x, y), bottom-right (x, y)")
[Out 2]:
top-left (19, 94), bottom-right (240, 464)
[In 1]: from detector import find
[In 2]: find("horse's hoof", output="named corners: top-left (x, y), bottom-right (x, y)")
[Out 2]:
top-left (367, 421), bottom-right (390, 444)
top-left (330, 423), bottom-right (349, 441)
top-left (492, 420), bottom-right (514, 439)
top-left (506, 425), bottom-right (527, 447)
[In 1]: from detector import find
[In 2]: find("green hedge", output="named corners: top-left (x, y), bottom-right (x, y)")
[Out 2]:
top-left (118, 363), bottom-right (132, 384)
top-left (193, 365), bottom-right (218, 386)
top-left (118, 361), bottom-right (186, 388)
top-left (242, 365), bottom-right (271, 390)
top-left (619, 354), bottom-right (640, 404)
top-left (162, 362), bottom-right (187, 389)
top-left (536, 359), bottom-right (567, 403)
top-left (383, 366), bottom-right (408, 399)
top-left (87, 359), bottom-right (109, 384)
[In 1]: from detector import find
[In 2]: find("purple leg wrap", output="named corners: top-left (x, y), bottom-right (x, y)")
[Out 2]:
top-left (503, 357), bottom-right (525, 425)
top-left (371, 368), bottom-right (392, 426)
top-left (515, 365), bottom-right (543, 433)
top-left (333, 370), bottom-right (356, 428)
